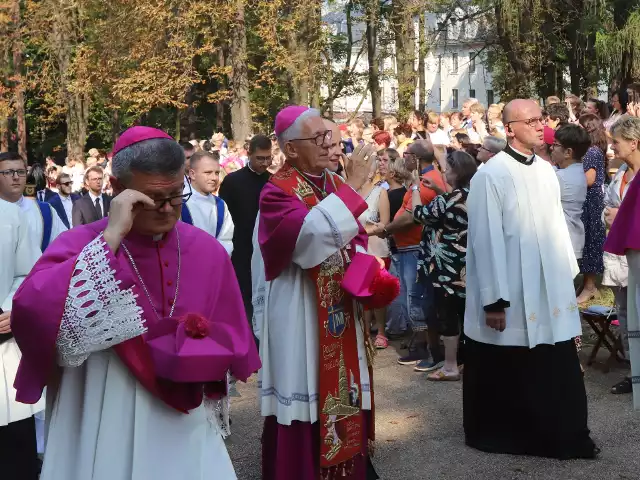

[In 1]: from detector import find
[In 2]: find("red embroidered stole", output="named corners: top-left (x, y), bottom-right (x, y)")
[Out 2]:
top-left (270, 163), bottom-right (367, 476)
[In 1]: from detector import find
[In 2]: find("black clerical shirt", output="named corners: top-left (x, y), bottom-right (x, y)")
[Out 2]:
top-left (218, 165), bottom-right (270, 300)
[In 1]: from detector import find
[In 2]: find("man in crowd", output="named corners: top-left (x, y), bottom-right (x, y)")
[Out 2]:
top-left (373, 140), bottom-right (446, 370)
top-left (11, 126), bottom-right (260, 480)
top-left (48, 173), bottom-right (80, 229)
top-left (463, 99), bottom-right (598, 459)
top-left (72, 166), bottom-right (111, 226)
top-left (461, 98), bottom-right (479, 129)
top-left (218, 134), bottom-right (272, 323)
top-left (476, 136), bottom-right (507, 165)
top-left (323, 119), bottom-right (344, 173)
top-left (254, 105), bottom-right (378, 479)
top-left (0, 199), bottom-right (42, 479)
top-left (183, 150), bottom-right (234, 254)
top-left (0, 152), bottom-right (66, 253)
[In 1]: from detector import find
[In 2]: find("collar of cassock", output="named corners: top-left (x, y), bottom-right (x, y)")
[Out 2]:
top-left (504, 144), bottom-right (535, 166)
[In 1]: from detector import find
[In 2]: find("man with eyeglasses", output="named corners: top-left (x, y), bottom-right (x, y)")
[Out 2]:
top-left (463, 99), bottom-right (598, 460)
top-left (48, 173), bottom-right (81, 229)
top-left (11, 126), bottom-right (260, 480)
top-left (219, 134), bottom-right (272, 328)
top-left (254, 105), bottom-right (386, 479)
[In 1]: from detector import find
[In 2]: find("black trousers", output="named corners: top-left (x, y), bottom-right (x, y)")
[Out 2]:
top-left (0, 416), bottom-right (39, 480)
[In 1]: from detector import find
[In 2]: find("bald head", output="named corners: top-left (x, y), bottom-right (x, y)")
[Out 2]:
top-left (407, 139), bottom-right (435, 168)
top-left (323, 119), bottom-right (343, 173)
top-left (503, 99), bottom-right (544, 151)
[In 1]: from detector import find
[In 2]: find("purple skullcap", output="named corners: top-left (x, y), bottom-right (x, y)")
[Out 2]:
top-left (274, 105), bottom-right (309, 137)
top-left (113, 126), bottom-right (174, 155)
top-left (543, 126), bottom-right (555, 146)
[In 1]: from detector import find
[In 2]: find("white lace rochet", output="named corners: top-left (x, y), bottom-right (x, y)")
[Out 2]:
top-left (56, 235), bottom-right (147, 367)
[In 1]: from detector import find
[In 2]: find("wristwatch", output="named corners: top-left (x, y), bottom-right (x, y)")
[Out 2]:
top-left (410, 185), bottom-right (418, 192)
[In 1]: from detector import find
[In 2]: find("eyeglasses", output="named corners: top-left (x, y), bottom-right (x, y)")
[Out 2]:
top-left (59, 181), bottom-right (73, 186)
top-left (550, 142), bottom-right (563, 151)
top-left (506, 117), bottom-right (544, 127)
top-left (0, 168), bottom-right (27, 178)
top-left (254, 155), bottom-right (272, 164)
top-left (141, 177), bottom-right (192, 211)
top-left (293, 130), bottom-right (332, 146)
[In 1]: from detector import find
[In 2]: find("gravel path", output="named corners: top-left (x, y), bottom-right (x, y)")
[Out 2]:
top-left (227, 344), bottom-right (640, 480)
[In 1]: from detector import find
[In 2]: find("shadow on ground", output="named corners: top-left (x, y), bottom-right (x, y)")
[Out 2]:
top-left (226, 343), bottom-right (640, 480)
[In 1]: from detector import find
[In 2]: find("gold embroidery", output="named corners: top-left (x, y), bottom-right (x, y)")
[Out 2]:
top-left (317, 253), bottom-right (345, 307)
top-left (528, 312), bottom-right (536, 322)
top-left (553, 307), bottom-right (561, 318)
top-left (568, 302), bottom-right (578, 313)
top-left (292, 177), bottom-right (314, 199)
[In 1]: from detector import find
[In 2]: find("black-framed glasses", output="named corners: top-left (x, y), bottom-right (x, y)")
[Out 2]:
top-left (0, 168), bottom-right (27, 178)
top-left (59, 181), bottom-right (73, 186)
top-left (141, 177), bottom-right (192, 211)
top-left (550, 142), bottom-right (563, 151)
top-left (293, 130), bottom-right (332, 146)
top-left (506, 116), bottom-right (544, 127)
top-left (254, 155), bottom-right (273, 164)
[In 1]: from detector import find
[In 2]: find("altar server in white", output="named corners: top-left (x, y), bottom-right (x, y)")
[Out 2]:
top-left (463, 99), bottom-right (598, 460)
top-left (183, 150), bottom-right (234, 254)
top-left (0, 199), bottom-right (42, 479)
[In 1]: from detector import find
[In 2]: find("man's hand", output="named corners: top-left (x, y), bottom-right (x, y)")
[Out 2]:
top-left (604, 207), bottom-right (618, 228)
top-left (103, 189), bottom-right (156, 253)
top-left (0, 311), bottom-right (12, 334)
top-left (368, 222), bottom-right (387, 238)
top-left (486, 310), bottom-right (506, 332)
top-left (345, 144), bottom-right (376, 191)
top-left (422, 176), bottom-right (445, 195)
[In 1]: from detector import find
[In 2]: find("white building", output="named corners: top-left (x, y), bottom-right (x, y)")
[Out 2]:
top-left (323, 4), bottom-right (496, 115)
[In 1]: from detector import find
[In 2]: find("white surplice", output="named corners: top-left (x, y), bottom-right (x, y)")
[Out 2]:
top-left (464, 151), bottom-right (582, 348)
top-left (41, 236), bottom-right (235, 480)
top-left (0, 199), bottom-right (43, 426)
top-left (252, 193), bottom-right (371, 425)
top-left (16, 196), bottom-right (67, 252)
top-left (186, 189), bottom-right (234, 255)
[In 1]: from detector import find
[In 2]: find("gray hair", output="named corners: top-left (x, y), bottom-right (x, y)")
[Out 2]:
top-left (112, 138), bottom-right (185, 182)
top-left (483, 136), bottom-right (507, 154)
top-left (277, 108), bottom-right (322, 151)
top-left (610, 115), bottom-right (640, 142)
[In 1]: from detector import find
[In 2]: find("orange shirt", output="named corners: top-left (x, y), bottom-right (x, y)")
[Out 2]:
top-left (392, 168), bottom-right (446, 248)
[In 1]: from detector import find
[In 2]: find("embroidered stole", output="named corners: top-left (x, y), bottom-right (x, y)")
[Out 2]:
top-left (270, 163), bottom-right (367, 477)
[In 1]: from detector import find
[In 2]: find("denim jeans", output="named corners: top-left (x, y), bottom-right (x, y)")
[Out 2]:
top-left (386, 248), bottom-right (432, 334)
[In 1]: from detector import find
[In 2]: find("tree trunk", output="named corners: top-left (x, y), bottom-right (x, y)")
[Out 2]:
top-left (112, 109), bottom-right (120, 145)
top-left (229, 0), bottom-right (252, 142)
top-left (417, 13), bottom-right (426, 112)
top-left (66, 92), bottom-right (89, 162)
top-left (366, 3), bottom-right (381, 118)
top-left (216, 48), bottom-right (225, 131)
top-left (392, 0), bottom-right (417, 119)
top-left (10, 0), bottom-right (26, 160)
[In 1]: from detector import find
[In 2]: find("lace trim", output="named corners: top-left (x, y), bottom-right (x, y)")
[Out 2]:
top-left (203, 371), bottom-right (232, 438)
top-left (56, 235), bottom-right (146, 367)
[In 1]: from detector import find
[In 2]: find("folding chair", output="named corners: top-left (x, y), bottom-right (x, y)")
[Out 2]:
top-left (581, 305), bottom-right (629, 372)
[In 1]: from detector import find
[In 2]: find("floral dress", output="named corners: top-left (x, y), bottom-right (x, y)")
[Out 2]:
top-left (414, 187), bottom-right (469, 298)
top-left (580, 146), bottom-right (606, 274)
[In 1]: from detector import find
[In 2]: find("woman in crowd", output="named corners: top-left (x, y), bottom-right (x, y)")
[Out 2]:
top-left (62, 156), bottom-right (85, 193)
top-left (551, 124), bottom-right (590, 262)
top-left (605, 90), bottom-right (628, 131)
top-left (394, 123), bottom-right (414, 155)
top-left (411, 150), bottom-right (477, 381)
top-left (604, 115), bottom-right (640, 408)
top-left (358, 159), bottom-right (392, 349)
top-left (450, 111), bottom-right (463, 132)
top-left (384, 149), bottom-right (408, 219)
top-left (426, 111), bottom-right (450, 146)
top-left (409, 110), bottom-right (427, 140)
top-left (577, 113), bottom-right (608, 303)
top-left (439, 112), bottom-right (452, 135)
top-left (372, 130), bottom-right (392, 152)
top-left (585, 99), bottom-right (610, 121)
top-left (487, 103), bottom-right (506, 138)
top-left (468, 103), bottom-right (487, 143)
top-left (604, 115), bottom-right (639, 394)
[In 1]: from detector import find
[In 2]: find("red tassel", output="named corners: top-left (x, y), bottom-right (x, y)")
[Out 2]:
top-left (367, 268), bottom-right (400, 308)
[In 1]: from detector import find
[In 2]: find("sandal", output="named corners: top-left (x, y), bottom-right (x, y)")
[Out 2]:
top-left (426, 368), bottom-right (460, 382)
top-left (611, 377), bottom-right (632, 394)
top-left (374, 334), bottom-right (389, 349)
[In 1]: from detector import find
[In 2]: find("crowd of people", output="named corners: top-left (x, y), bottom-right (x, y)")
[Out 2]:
top-left (1, 86), bottom-right (640, 479)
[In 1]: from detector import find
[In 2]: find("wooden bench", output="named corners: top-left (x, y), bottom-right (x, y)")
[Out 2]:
top-left (581, 305), bottom-right (629, 372)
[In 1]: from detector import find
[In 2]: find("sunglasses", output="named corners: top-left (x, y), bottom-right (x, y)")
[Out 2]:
top-left (59, 181), bottom-right (73, 186)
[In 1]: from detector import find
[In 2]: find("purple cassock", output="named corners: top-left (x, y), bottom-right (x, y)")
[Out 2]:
top-left (11, 217), bottom-right (260, 413)
top-left (258, 174), bottom-right (376, 480)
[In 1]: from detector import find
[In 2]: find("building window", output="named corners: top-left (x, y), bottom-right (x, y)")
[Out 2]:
top-left (487, 90), bottom-right (494, 105)
top-left (452, 53), bottom-right (458, 73)
top-left (470, 89), bottom-right (476, 99)
top-left (438, 55), bottom-right (442, 74)
top-left (452, 89), bottom-right (459, 109)
top-left (470, 55), bottom-right (476, 73)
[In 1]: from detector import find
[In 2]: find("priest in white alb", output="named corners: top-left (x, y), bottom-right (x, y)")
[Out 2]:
top-left (463, 99), bottom-right (598, 459)
top-left (0, 199), bottom-right (41, 479)
top-left (254, 106), bottom-right (399, 480)
top-left (11, 126), bottom-right (260, 480)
